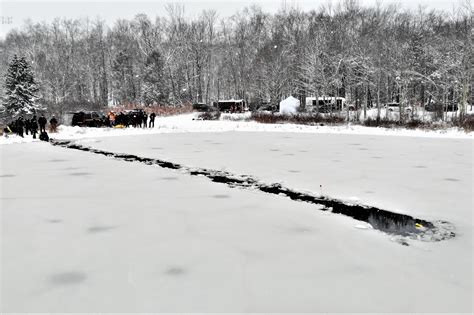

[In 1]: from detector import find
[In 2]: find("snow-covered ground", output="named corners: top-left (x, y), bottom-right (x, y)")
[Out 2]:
top-left (1, 114), bottom-right (473, 312)
top-left (1, 112), bottom-right (472, 147)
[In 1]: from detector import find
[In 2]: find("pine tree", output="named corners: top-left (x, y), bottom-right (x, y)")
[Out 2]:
top-left (1, 55), bottom-right (41, 119)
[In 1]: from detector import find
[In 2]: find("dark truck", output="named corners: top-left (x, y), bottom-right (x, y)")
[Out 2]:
top-left (192, 103), bottom-right (217, 112)
top-left (71, 111), bottom-right (109, 127)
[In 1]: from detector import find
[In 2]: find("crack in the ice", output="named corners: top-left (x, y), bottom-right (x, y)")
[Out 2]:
top-left (50, 139), bottom-right (456, 244)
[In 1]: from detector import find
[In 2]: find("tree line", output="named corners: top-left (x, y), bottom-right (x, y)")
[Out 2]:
top-left (0, 0), bottom-right (472, 121)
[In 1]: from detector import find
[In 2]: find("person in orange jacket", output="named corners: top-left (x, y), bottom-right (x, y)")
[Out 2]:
top-left (108, 111), bottom-right (116, 127)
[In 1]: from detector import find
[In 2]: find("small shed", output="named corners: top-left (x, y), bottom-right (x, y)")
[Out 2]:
top-left (279, 96), bottom-right (300, 114)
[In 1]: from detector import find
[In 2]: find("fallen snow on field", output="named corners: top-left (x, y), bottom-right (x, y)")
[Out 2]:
top-left (1, 112), bottom-right (472, 146)
top-left (60, 113), bottom-right (473, 139)
top-left (1, 113), bottom-right (473, 312)
top-left (1, 140), bottom-right (472, 312)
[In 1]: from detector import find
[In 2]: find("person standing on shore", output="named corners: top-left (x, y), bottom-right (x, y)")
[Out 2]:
top-left (30, 115), bottom-right (38, 139)
top-left (149, 112), bottom-right (156, 128)
top-left (49, 116), bottom-right (58, 132)
top-left (38, 114), bottom-right (47, 132)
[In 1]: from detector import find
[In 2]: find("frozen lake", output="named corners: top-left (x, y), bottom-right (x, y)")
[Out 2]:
top-left (81, 131), bottom-right (472, 224)
top-left (1, 131), bottom-right (472, 312)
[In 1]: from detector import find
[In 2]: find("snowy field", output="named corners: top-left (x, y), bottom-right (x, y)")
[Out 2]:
top-left (1, 114), bottom-right (473, 312)
top-left (1, 112), bottom-right (473, 147)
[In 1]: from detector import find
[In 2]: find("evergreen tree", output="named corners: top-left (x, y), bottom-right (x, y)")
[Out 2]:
top-left (1, 55), bottom-right (41, 119)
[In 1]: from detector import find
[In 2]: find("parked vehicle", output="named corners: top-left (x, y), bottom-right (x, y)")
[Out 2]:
top-left (128, 108), bottom-right (147, 116)
top-left (71, 111), bottom-right (109, 127)
top-left (192, 103), bottom-right (217, 112)
top-left (256, 104), bottom-right (278, 112)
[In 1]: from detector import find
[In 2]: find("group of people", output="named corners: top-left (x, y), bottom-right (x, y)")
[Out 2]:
top-left (109, 110), bottom-right (156, 128)
top-left (3, 114), bottom-right (57, 141)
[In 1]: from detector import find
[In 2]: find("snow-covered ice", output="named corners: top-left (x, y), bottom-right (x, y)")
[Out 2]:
top-left (1, 114), bottom-right (472, 312)
top-left (78, 131), bottom-right (472, 223)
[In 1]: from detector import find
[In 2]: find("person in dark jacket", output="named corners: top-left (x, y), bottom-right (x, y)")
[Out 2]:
top-left (142, 112), bottom-right (148, 128)
top-left (16, 117), bottom-right (25, 138)
top-left (38, 114), bottom-right (47, 132)
top-left (24, 118), bottom-right (30, 135)
top-left (149, 112), bottom-right (156, 128)
top-left (49, 116), bottom-right (58, 132)
top-left (30, 115), bottom-right (38, 139)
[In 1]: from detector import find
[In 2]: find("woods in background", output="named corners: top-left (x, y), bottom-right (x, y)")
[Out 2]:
top-left (0, 0), bottom-right (471, 121)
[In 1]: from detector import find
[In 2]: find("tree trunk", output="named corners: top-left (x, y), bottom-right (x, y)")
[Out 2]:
top-left (376, 83), bottom-right (381, 122)
top-left (364, 83), bottom-right (369, 120)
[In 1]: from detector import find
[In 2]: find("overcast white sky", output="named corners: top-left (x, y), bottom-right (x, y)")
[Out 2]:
top-left (0, 0), bottom-right (464, 39)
